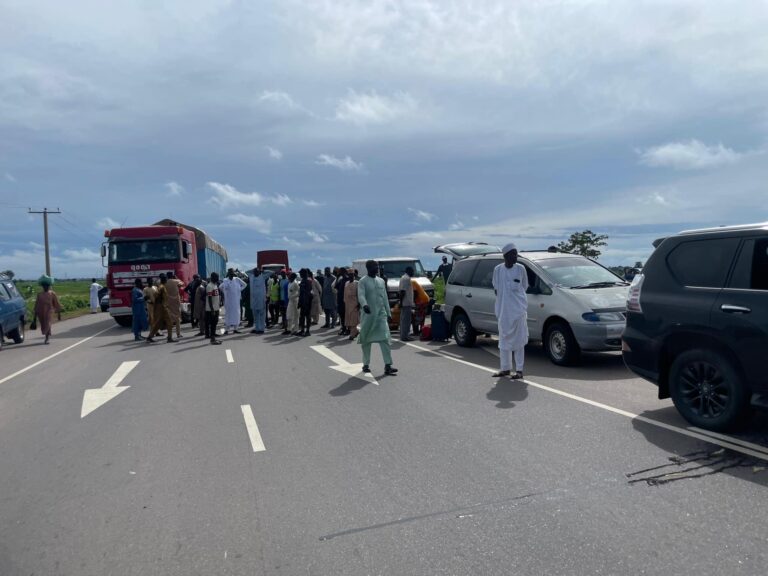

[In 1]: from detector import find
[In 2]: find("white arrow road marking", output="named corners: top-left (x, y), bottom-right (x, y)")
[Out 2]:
top-left (241, 405), bottom-right (266, 452)
top-left (81, 360), bottom-right (139, 418)
top-left (226, 349), bottom-right (234, 363)
top-left (310, 345), bottom-right (378, 385)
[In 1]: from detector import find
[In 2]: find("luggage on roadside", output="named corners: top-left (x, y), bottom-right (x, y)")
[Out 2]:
top-left (420, 325), bottom-right (432, 341)
top-left (430, 310), bottom-right (450, 341)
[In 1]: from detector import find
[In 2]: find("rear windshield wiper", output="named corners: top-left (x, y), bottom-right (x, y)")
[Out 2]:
top-left (570, 281), bottom-right (629, 289)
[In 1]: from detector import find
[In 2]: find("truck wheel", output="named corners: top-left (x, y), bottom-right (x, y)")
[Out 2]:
top-left (114, 315), bottom-right (133, 328)
top-left (453, 313), bottom-right (477, 347)
top-left (670, 349), bottom-right (750, 432)
top-left (8, 321), bottom-right (25, 344)
top-left (544, 321), bottom-right (580, 366)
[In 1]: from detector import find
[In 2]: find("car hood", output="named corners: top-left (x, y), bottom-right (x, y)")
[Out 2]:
top-left (562, 285), bottom-right (629, 312)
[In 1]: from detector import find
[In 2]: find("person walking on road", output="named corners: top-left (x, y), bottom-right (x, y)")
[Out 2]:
top-left (220, 268), bottom-right (246, 334)
top-left (358, 260), bottom-right (398, 375)
top-left (89, 278), bottom-right (103, 313)
top-left (491, 243), bottom-right (529, 379)
top-left (268, 273), bottom-right (280, 327)
top-left (143, 277), bottom-right (158, 335)
top-left (205, 272), bottom-right (223, 345)
top-left (248, 267), bottom-right (267, 334)
top-left (194, 278), bottom-right (207, 336)
top-left (286, 272), bottom-right (300, 335)
top-left (185, 274), bottom-right (202, 328)
top-left (344, 269), bottom-right (360, 340)
top-left (321, 267), bottom-right (337, 328)
top-left (147, 273), bottom-right (174, 343)
top-left (32, 275), bottom-right (61, 345)
top-left (131, 278), bottom-right (149, 341)
top-left (279, 271), bottom-right (290, 332)
top-left (165, 271), bottom-right (185, 339)
top-left (398, 266), bottom-right (415, 342)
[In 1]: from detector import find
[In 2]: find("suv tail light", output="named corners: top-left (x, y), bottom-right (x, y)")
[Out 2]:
top-left (626, 274), bottom-right (644, 313)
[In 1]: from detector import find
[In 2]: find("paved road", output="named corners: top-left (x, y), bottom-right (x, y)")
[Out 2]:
top-left (1, 313), bottom-right (767, 575)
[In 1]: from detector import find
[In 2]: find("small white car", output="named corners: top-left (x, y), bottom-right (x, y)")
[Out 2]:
top-left (443, 250), bottom-right (630, 365)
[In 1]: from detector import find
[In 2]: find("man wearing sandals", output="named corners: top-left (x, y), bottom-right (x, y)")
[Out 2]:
top-left (492, 243), bottom-right (528, 379)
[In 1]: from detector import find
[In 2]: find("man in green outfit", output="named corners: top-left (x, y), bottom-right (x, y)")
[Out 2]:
top-left (357, 260), bottom-right (398, 375)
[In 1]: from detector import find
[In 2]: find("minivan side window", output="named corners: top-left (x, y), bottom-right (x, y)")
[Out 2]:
top-left (448, 260), bottom-right (478, 286)
top-left (470, 259), bottom-right (500, 289)
top-left (0, 284), bottom-right (10, 301)
top-left (523, 265), bottom-right (552, 295)
top-left (666, 238), bottom-right (740, 288)
top-left (729, 238), bottom-right (768, 290)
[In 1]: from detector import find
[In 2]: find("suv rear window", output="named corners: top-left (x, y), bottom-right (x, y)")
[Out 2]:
top-left (470, 259), bottom-right (500, 288)
top-left (666, 238), bottom-right (739, 288)
top-left (448, 259), bottom-right (478, 286)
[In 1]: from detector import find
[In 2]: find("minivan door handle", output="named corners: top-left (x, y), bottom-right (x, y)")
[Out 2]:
top-left (721, 304), bottom-right (751, 314)
top-left (465, 292), bottom-right (473, 298)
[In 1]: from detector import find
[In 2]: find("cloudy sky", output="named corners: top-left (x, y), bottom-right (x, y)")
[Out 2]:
top-left (1, 0), bottom-right (767, 278)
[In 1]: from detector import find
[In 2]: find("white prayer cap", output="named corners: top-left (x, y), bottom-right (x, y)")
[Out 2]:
top-left (502, 242), bottom-right (518, 255)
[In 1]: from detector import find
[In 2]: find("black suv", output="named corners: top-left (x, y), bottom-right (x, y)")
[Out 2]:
top-left (622, 223), bottom-right (768, 431)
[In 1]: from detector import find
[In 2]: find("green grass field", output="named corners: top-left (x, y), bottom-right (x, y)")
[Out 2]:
top-left (15, 279), bottom-right (103, 320)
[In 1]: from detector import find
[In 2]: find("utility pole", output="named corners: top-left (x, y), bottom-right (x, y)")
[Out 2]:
top-left (28, 207), bottom-right (61, 277)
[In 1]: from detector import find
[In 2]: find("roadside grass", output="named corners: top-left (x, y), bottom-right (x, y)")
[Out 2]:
top-left (15, 279), bottom-right (104, 321)
top-left (433, 277), bottom-right (445, 304)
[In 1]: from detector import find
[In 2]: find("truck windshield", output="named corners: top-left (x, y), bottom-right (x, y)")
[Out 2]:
top-left (108, 240), bottom-right (180, 264)
top-left (379, 260), bottom-right (426, 278)
top-left (536, 257), bottom-right (626, 288)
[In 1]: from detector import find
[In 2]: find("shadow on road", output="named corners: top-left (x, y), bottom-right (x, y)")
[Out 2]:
top-left (486, 378), bottom-right (528, 409)
top-left (629, 407), bottom-right (768, 487)
top-left (329, 375), bottom-right (372, 396)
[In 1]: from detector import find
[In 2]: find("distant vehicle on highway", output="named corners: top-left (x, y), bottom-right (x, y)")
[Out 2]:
top-left (0, 274), bottom-right (26, 350)
top-left (257, 250), bottom-right (290, 275)
top-left (352, 257), bottom-right (435, 306)
top-left (623, 222), bottom-right (768, 431)
top-left (444, 250), bottom-right (629, 365)
top-left (102, 219), bottom-right (228, 327)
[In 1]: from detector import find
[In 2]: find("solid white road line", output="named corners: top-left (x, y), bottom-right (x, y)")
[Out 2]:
top-left (81, 360), bottom-right (139, 418)
top-left (226, 349), bottom-right (234, 363)
top-left (0, 324), bottom-right (116, 387)
top-left (241, 404), bottom-right (266, 452)
top-left (405, 342), bottom-right (768, 462)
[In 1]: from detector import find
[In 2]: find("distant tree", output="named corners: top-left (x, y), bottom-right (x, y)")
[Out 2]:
top-left (1, 269), bottom-right (14, 280)
top-left (557, 230), bottom-right (609, 259)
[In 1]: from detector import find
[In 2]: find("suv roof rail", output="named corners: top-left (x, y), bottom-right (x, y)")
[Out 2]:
top-left (678, 221), bottom-right (768, 235)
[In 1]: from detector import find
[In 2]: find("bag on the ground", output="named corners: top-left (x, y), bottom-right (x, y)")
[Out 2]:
top-left (420, 325), bottom-right (432, 341)
top-left (430, 310), bottom-right (450, 341)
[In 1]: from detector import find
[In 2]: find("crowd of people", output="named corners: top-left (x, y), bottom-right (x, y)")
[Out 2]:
top-left (27, 244), bottom-right (528, 379)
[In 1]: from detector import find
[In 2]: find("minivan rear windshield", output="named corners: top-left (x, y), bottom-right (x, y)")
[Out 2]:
top-left (537, 257), bottom-right (626, 288)
top-left (379, 260), bottom-right (426, 278)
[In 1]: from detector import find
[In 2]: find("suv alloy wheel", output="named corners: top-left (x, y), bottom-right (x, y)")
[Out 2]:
top-left (669, 349), bottom-right (749, 431)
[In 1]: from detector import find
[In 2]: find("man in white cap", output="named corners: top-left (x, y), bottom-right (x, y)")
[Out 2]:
top-left (492, 243), bottom-right (529, 379)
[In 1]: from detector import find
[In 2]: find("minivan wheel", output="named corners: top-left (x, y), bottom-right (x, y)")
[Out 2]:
top-left (669, 350), bottom-right (749, 432)
top-left (8, 321), bottom-right (25, 344)
top-left (453, 313), bottom-right (477, 347)
top-left (544, 322), bottom-right (580, 366)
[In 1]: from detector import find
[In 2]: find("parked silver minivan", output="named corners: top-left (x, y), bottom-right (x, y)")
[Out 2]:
top-left (443, 250), bottom-right (630, 365)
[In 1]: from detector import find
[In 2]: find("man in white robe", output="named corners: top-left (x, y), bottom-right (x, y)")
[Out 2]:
top-left (89, 278), bottom-right (103, 313)
top-left (492, 243), bottom-right (529, 379)
top-left (220, 269), bottom-right (246, 334)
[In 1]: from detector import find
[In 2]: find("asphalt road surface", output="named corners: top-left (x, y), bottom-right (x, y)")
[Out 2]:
top-left (2, 313), bottom-right (767, 576)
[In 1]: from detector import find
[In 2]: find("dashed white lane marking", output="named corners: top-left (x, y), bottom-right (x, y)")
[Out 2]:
top-left (0, 324), bottom-right (116, 387)
top-left (226, 349), bottom-right (234, 363)
top-left (405, 342), bottom-right (768, 462)
top-left (240, 404), bottom-right (266, 452)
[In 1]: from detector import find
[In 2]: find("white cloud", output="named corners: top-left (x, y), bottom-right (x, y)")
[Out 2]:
top-left (281, 235), bottom-right (302, 247)
top-left (97, 217), bottom-right (119, 229)
top-left (208, 182), bottom-right (264, 208)
top-left (258, 91), bottom-right (299, 109)
top-left (165, 180), bottom-right (184, 196)
top-left (271, 193), bottom-right (293, 206)
top-left (449, 219), bottom-right (465, 230)
top-left (408, 208), bottom-right (438, 223)
top-left (4, 172), bottom-right (16, 182)
top-left (306, 230), bottom-right (329, 243)
top-left (266, 146), bottom-right (283, 161)
top-left (335, 90), bottom-right (419, 126)
top-left (638, 140), bottom-right (742, 170)
top-left (63, 248), bottom-right (100, 261)
top-left (315, 154), bottom-right (364, 172)
top-left (302, 199), bottom-right (323, 207)
top-left (226, 213), bottom-right (272, 234)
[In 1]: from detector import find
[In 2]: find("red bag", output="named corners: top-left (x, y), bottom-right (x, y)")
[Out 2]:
top-left (420, 325), bottom-right (432, 341)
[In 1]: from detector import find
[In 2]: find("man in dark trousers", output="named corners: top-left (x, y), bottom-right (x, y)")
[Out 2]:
top-left (205, 272), bottom-right (223, 345)
top-left (298, 268), bottom-right (314, 337)
top-left (185, 274), bottom-right (202, 328)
